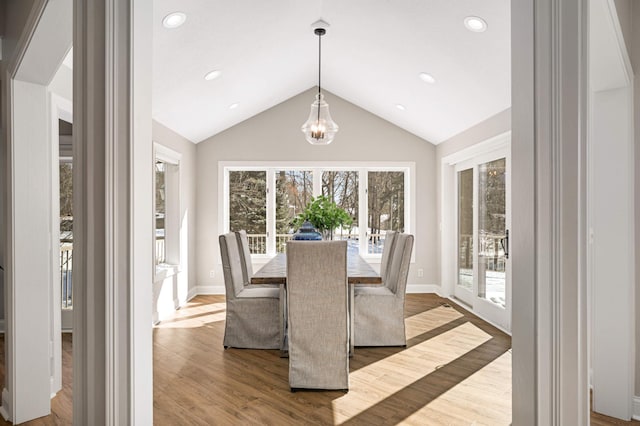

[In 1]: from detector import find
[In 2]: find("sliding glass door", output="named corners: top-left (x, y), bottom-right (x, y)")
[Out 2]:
top-left (454, 149), bottom-right (511, 331)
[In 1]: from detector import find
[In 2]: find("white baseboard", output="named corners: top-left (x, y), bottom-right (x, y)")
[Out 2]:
top-left (187, 286), bottom-right (200, 301)
top-left (192, 284), bottom-right (225, 296)
top-left (633, 396), bottom-right (640, 420)
top-left (447, 296), bottom-right (511, 336)
top-left (0, 320), bottom-right (5, 334)
top-left (406, 284), bottom-right (441, 294)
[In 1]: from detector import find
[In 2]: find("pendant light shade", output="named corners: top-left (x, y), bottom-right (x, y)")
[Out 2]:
top-left (302, 93), bottom-right (339, 145)
top-left (301, 26), bottom-right (339, 145)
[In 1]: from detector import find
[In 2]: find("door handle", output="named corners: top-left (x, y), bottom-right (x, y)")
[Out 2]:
top-left (500, 229), bottom-right (509, 259)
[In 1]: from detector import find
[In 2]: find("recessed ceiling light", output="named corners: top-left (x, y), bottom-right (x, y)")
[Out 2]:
top-left (163, 12), bottom-right (186, 29)
top-left (419, 72), bottom-right (436, 84)
top-left (464, 16), bottom-right (487, 32)
top-left (229, 103), bottom-right (239, 110)
top-left (204, 70), bottom-right (222, 81)
top-left (395, 104), bottom-right (406, 111)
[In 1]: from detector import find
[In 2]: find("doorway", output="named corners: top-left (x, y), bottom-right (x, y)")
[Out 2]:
top-left (441, 133), bottom-right (512, 333)
top-left (453, 148), bottom-right (511, 332)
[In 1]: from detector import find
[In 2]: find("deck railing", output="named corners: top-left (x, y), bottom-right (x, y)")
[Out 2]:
top-left (246, 232), bottom-right (390, 254)
top-left (60, 242), bottom-right (73, 309)
top-left (156, 236), bottom-right (166, 264)
top-left (458, 232), bottom-right (506, 271)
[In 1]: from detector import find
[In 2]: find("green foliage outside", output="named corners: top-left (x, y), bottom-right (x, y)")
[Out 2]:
top-left (292, 195), bottom-right (353, 240)
top-left (60, 163), bottom-right (73, 234)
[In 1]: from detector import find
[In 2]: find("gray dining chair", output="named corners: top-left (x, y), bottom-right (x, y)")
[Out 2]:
top-left (219, 232), bottom-right (283, 349)
top-left (235, 230), bottom-right (255, 284)
top-left (286, 240), bottom-right (349, 391)
top-left (379, 230), bottom-right (398, 283)
top-left (354, 233), bottom-right (414, 347)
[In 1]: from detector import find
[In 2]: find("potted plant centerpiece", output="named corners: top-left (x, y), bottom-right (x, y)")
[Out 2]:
top-left (292, 195), bottom-right (353, 240)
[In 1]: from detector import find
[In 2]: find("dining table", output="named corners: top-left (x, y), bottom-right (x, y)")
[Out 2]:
top-left (251, 252), bottom-right (382, 355)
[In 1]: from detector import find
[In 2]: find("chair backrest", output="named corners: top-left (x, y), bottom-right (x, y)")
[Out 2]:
top-left (286, 240), bottom-right (349, 389)
top-left (235, 230), bottom-right (254, 285)
top-left (385, 233), bottom-right (414, 295)
top-left (219, 232), bottom-right (245, 297)
top-left (380, 230), bottom-right (398, 282)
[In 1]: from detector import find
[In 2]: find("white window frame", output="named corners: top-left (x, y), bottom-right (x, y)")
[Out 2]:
top-left (154, 143), bottom-right (181, 277)
top-left (219, 161), bottom-right (415, 263)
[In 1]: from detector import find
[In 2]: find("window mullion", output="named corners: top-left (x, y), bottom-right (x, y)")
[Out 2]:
top-left (312, 168), bottom-right (322, 198)
top-left (359, 169), bottom-right (368, 255)
top-left (266, 169), bottom-right (276, 255)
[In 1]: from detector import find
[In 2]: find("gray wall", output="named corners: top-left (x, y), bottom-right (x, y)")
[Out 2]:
top-left (631, 0), bottom-right (640, 398)
top-left (152, 120), bottom-right (198, 315)
top-left (434, 108), bottom-right (512, 286)
top-left (195, 87), bottom-right (437, 291)
top-left (615, 0), bottom-right (632, 60)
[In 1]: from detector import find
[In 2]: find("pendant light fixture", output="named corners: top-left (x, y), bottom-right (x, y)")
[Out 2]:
top-left (301, 22), bottom-right (339, 145)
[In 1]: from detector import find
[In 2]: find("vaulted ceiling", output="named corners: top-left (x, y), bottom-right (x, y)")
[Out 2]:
top-left (152, 0), bottom-right (511, 144)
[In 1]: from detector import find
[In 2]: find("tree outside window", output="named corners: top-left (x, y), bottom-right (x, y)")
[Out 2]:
top-left (367, 171), bottom-right (404, 254)
top-left (229, 170), bottom-right (267, 254)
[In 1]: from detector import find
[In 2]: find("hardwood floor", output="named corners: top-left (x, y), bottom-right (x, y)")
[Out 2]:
top-left (153, 294), bottom-right (513, 425)
top-left (0, 295), bottom-right (636, 424)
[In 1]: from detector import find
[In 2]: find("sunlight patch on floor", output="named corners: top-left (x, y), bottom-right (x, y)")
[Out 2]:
top-left (331, 321), bottom-right (493, 424)
top-left (402, 351), bottom-right (512, 425)
top-left (404, 305), bottom-right (465, 340)
top-left (155, 302), bottom-right (227, 328)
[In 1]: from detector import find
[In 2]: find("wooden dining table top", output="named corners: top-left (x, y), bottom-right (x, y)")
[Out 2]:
top-left (251, 252), bottom-right (382, 285)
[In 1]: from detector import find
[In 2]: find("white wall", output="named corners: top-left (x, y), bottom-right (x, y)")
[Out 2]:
top-left (590, 87), bottom-right (635, 419)
top-left (195, 87), bottom-right (437, 292)
top-left (152, 121), bottom-right (197, 320)
top-left (49, 63), bottom-right (72, 101)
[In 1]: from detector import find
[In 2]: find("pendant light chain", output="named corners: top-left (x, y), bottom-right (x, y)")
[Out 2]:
top-left (317, 30), bottom-right (322, 123)
top-left (318, 30), bottom-right (322, 97)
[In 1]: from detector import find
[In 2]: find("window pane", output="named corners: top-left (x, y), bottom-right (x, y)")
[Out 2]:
top-left (478, 158), bottom-right (506, 308)
top-left (229, 170), bottom-right (267, 254)
top-left (155, 161), bottom-right (166, 264)
top-left (367, 171), bottom-right (404, 254)
top-left (60, 162), bottom-right (73, 309)
top-left (457, 168), bottom-right (473, 291)
top-left (322, 171), bottom-right (358, 249)
top-left (276, 170), bottom-right (313, 252)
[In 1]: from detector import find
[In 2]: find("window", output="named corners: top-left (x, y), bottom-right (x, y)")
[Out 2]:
top-left (155, 161), bottom-right (167, 264)
top-left (322, 171), bottom-right (359, 243)
top-left (367, 171), bottom-right (405, 254)
top-left (59, 161), bottom-right (73, 309)
top-left (222, 162), bottom-right (413, 259)
top-left (228, 170), bottom-right (267, 254)
top-left (154, 144), bottom-right (181, 268)
top-left (275, 170), bottom-right (313, 252)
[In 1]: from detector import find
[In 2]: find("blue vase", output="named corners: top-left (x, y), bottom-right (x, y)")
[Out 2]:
top-left (291, 221), bottom-right (322, 240)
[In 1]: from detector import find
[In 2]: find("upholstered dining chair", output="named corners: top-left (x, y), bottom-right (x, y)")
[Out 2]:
top-left (354, 233), bottom-right (414, 347)
top-left (219, 232), bottom-right (282, 349)
top-left (379, 230), bottom-right (398, 283)
top-left (286, 240), bottom-right (349, 391)
top-left (235, 230), bottom-right (255, 285)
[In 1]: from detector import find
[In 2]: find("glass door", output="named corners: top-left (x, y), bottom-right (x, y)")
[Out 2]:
top-left (474, 156), bottom-right (509, 330)
top-left (455, 167), bottom-right (475, 306)
top-left (454, 149), bottom-right (511, 331)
